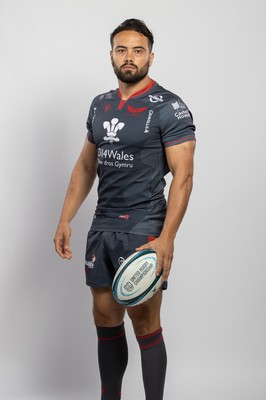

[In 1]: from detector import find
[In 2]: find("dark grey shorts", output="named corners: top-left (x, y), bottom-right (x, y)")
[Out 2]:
top-left (84, 231), bottom-right (168, 290)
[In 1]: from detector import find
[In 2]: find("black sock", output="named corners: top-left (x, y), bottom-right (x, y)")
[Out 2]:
top-left (96, 323), bottom-right (128, 400)
top-left (137, 327), bottom-right (167, 400)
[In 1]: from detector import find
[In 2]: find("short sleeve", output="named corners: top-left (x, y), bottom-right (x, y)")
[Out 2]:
top-left (86, 101), bottom-right (97, 144)
top-left (159, 96), bottom-right (196, 148)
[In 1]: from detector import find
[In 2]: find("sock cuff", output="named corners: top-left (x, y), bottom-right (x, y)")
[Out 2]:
top-left (96, 322), bottom-right (125, 341)
top-left (136, 327), bottom-right (163, 349)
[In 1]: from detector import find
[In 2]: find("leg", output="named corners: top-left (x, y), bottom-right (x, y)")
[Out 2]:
top-left (127, 290), bottom-right (167, 400)
top-left (92, 287), bottom-right (127, 400)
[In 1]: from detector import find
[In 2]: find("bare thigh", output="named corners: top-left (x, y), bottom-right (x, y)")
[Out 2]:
top-left (91, 287), bottom-right (126, 327)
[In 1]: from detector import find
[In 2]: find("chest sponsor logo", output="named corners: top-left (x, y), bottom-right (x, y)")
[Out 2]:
top-left (98, 148), bottom-right (134, 161)
top-left (98, 148), bottom-right (134, 169)
top-left (103, 118), bottom-right (125, 143)
top-left (149, 95), bottom-right (163, 103)
top-left (99, 117), bottom-right (135, 169)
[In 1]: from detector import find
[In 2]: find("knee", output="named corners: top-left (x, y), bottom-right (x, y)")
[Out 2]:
top-left (127, 291), bottom-right (162, 336)
top-left (93, 305), bottom-right (124, 327)
top-left (127, 306), bottom-right (161, 336)
top-left (92, 305), bottom-right (108, 326)
top-left (91, 288), bottom-right (125, 327)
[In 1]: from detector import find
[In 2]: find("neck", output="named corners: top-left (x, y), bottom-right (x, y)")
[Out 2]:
top-left (118, 76), bottom-right (152, 100)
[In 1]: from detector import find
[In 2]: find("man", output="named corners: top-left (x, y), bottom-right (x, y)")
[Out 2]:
top-left (54, 18), bottom-right (196, 400)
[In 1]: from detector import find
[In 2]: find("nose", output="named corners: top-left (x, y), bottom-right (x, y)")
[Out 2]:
top-left (124, 50), bottom-right (134, 63)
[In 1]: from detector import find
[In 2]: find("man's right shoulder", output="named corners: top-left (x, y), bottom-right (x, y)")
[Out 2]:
top-left (91, 89), bottom-right (117, 105)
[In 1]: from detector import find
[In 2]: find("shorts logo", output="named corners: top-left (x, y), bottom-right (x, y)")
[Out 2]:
top-left (119, 214), bottom-right (130, 220)
top-left (149, 95), bottom-right (163, 103)
top-left (118, 257), bottom-right (125, 266)
top-left (103, 118), bottom-right (125, 143)
top-left (85, 254), bottom-right (96, 269)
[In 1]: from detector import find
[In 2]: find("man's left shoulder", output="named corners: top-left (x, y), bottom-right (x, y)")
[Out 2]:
top-left (148, 83), bottom-right (188, 110)
top-left (157, 84), bottom-right (189, 105)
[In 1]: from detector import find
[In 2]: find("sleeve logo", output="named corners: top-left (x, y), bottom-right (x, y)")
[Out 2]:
top-left (172, 100), bottom-right (190, 119)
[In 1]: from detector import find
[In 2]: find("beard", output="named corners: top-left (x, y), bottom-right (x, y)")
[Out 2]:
top-left (112, 60), bottom-right (150, 84)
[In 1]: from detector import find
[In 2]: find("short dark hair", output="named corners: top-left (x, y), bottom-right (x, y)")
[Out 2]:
top-left (110, 19), bottom-right (154, 51)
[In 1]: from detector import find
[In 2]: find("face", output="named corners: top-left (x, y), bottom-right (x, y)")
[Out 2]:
top-left (110, 30), bottom-right (154, 84)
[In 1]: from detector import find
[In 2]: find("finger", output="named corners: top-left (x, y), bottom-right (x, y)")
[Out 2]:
top-left (63, 236), bottom-right (71, 251)
top-left (63, 246), bottom-right (73, 260)
top-left (54, 238), bottom-right (64, 257)
top-left (60, 232), bottom-right (72, 258)
top-left (161, 259), bottom-right (171, 281)
top-left (156, 263), bottom-right (163, 277)
top-left (135, 242), bottom-right (151, 251)
top-left (155, 254), bottom-right (163, 277)
top-left (162, 269), bottom-right (169, 281)
top-left (54, 237), bottom-right (72, 259)
top-left (56, 244), bottom-right (67, 258)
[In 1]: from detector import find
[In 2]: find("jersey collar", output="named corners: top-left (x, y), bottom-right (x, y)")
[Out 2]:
top-left (117, 79), bottom-right (156, 100)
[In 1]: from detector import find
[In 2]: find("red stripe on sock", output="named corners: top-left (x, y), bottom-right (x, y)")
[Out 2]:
top-left (139, 335), bottom-right (163, 349)
top-left (136, 327), bottom-right (162, 340)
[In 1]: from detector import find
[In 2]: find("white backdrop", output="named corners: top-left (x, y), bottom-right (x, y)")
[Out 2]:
top-left (0, 0), bottom-right (265, 399)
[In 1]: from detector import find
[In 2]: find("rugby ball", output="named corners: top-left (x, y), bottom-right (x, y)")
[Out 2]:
top-left (112, 249), bottom-right (162, 307)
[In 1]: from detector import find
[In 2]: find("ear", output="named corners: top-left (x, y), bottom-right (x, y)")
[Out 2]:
top-left (110, 50), bottom-right (113, 63)
top-left (149, 52), bottom-right (154, 67)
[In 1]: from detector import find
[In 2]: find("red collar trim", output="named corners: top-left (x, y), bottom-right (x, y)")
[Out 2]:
top-left (117, 79), bottom-right (156, 100)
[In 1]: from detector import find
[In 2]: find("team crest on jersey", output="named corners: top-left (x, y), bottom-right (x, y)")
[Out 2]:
top-left (103, 118), bottom-right (125, 143)
top-left (149, 95), bottom-right (163, 103)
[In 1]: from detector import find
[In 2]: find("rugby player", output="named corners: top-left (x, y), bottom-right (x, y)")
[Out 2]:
top-left (54, 18), bottom-right (196, 400)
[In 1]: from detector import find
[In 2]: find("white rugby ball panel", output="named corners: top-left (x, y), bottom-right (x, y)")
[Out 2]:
top-left (112, 249), bottom-right (162, 307)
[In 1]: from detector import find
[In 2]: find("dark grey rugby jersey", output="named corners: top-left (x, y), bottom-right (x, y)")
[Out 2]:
top-left (86, 80), bottom-right (196, 235)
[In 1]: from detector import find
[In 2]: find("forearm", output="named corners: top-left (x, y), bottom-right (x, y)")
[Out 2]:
top-left (160, 173), bottom-right (193, 240)
top-left (136, 141), bottom-right (195, 279)
top-left (136, 174), bottom-right (193, 279)
top-left (59, 161), bottom-right (96, 224)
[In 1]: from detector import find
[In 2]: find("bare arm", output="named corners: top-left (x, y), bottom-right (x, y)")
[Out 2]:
top-left (137, 140), bottom-right (195, 280)
top-left (54, 139), bottom-right (97, 259)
